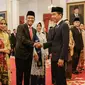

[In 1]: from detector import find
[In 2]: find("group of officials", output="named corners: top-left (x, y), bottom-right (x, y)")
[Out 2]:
top-left (0, 4), bottom-right (84, 85)
top-left (15, 5), bottom-right (85, 85)
top-left (15, 6), bottom-right (69, 85)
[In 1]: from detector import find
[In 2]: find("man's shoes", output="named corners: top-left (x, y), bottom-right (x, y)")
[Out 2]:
top-left (72, 70), bottom-right (79, 74)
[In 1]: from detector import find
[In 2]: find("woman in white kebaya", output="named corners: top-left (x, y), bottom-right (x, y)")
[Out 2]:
top-left (31, 22), bottom-right (48, 85)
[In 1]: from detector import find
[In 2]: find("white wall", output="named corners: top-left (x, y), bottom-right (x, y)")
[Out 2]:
top-left (20, 0), bottom-right (85, 24)
top-left (0, 0), bottom-right (6, 11)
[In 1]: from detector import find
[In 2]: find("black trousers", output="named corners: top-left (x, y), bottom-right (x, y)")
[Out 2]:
top-left (31, 75), bottom-right (45, 85)
top-left (51, 61), bottom-right (56, 84)
top-left (72, 49), bottom-right (81, 71)
top-left (15, 57), bottom-right (32, 85)
top-left (51, 61), bottom-right (67, 85)
top-left (66, 60), bottom-right (72, 79)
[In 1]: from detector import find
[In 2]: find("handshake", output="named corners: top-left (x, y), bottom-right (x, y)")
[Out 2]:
top-left (33, 42), bottom-right (42, 48)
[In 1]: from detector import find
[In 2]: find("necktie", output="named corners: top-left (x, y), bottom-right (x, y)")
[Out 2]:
top-left (29, 27), bottom-right (33, 40)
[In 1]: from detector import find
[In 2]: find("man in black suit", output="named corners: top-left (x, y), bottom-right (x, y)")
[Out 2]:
top-left (35, 7), bottom-right (69, 85)
top-left (71, 18), bottom-right (84, 74)
top-left (15, 11), bottom-right (38, 85)
top-left (70, 6), bottom-right (83, 25)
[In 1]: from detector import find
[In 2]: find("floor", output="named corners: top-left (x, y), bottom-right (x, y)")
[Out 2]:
top-left (9, 57), bottom-right (85, 85)
top-left (46, 59), bottom-right (85, 85)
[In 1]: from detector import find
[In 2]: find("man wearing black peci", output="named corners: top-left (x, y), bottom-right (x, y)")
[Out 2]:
top-left (15, 11), bottom-right (38, 85)
top-left (71, 18), bottom-right (84, 74)
top-left (34, 7), bottom-right (69, 85)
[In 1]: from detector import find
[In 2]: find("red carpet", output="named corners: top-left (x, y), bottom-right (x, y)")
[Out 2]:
top-left (10, 57), bottom-right (16, 85)
top-left (67, 71), bottom-right (85, 85)
top-left (10, 58), bottom-right (85, 85)
top-left (46, 60), bottom-right (52, 85)
top-left (46, 59), bottom-right (85, 85)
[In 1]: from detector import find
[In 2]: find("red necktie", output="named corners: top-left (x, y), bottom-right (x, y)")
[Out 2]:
top-left (29, 27), bottom-right (33, 40)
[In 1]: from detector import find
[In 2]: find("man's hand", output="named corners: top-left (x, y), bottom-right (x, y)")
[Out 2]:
top-left (34, 42), bottom-right (42, 48)
top-left (57, 59), bottom-right (64, 67)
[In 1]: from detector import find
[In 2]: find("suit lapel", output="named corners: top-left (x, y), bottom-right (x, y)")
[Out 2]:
top-left (32, 28), bottom-right (35, 37)
top-left (55, 20), bottom-right (64, 28)
top-left (59, 20), bottom-right (64, 26)
top-left (24, 23), bottom-right (31, 40)
top-left (32, 27), bottom-right (36, 40)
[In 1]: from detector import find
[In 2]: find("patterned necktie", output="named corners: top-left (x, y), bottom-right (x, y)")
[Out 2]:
top-left (29, 27), bottom-right (33, 40)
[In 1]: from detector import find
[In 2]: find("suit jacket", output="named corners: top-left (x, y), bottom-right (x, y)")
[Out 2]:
top-left (15, 23), bottom-right (36, 60)
top-left (10, 33), bottom-right (16, 49)
top-left (44, 20), bottom-right (69, 61)
top-left (70, 14), bottom-right (83, 25)
top-left (71, 26), bottom-right (84, 51)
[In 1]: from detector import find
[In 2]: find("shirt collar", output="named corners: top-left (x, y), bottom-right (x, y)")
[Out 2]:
top-left (56, 19), bottom-right (62, 25)
top-left (28, 25), bottom-right (33, 29)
